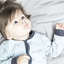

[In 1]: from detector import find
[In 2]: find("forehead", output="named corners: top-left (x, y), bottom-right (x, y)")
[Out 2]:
top-left (9, 9), bottom-right (23, 22)
top-left (12, 10), bottom-right (23, 18)
top-left (15, 10), bottom-right (23, 16)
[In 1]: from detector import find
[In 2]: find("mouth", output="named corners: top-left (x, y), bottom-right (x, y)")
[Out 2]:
top-left (24, 24), bottom-right (28, 29)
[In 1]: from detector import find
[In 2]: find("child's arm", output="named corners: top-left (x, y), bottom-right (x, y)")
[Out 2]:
top-left (0, 45), bottom-right (30, 64)
top-left (0, 46), bottom-right (13, 64)
top-left (55, 23), bottom-right (64, 36)
top-left (41, 23), bottom-right (64, 57)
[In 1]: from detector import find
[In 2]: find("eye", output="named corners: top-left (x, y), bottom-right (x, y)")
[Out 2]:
top-left (21, 16), bottom-right (25, 19)
top-left (14, 21), bottom-right (18, 24)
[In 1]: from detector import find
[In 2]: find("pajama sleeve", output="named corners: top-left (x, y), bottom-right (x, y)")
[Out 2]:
top-left (42, 29), bottom-right (64, 57)
top-left (0, 43), bottom-right (18, 64)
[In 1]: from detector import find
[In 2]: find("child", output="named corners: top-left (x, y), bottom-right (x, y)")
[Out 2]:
top-left (0, 1), bottom-right (64, 64)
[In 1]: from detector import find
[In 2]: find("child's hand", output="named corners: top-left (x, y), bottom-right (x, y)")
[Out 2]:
top-left (56, 23), bottom-right (64, 30)
top-left (17, 55), bottom-right (30, 64)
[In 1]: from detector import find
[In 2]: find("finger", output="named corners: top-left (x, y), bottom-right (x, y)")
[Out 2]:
top-left (56, 23), bottom-right (63, 29)
top-left (22, 61), bottom-right (28, 64)
top-left (62, 24), bottom-right (64, 28)
top-left (59, 23), bottom-right (62, 27)
top-left (56, 24), bottom-right (60, 29)
top-left (21, 58), bottom-right (29, 62)
top-left (21, 55), bottom-right (30, 60)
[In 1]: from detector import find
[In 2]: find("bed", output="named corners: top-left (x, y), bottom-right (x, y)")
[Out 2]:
top-left (0, 0), bottom-right (64, 64)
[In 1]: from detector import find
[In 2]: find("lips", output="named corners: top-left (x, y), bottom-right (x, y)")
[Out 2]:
top-left (24, 24), bottom-right (28, 29)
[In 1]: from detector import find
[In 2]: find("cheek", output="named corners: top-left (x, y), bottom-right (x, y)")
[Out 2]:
top-left (12, 26), bottom-right (23, 34)
top-left (28, 20), bottom-right (31, 26)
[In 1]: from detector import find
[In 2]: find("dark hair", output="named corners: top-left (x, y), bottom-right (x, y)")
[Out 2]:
top-left (0, 0), bottom-right (30, 39)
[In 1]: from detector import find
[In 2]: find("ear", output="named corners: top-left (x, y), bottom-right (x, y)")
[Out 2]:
top-left (5, 32), bottom-right (12, 40)
top-left (6, 34), bottom-right (12, 40)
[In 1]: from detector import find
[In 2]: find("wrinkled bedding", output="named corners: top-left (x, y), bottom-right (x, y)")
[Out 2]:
top-left (0, 0), bottom-right (64, 64)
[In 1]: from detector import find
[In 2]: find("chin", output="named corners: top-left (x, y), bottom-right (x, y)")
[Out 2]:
top-left (27, 29), bottom-right (31, 33)
top-left (26, 27), bottom-right (31, 32)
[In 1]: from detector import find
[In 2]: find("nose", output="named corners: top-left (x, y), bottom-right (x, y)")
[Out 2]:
top-left (22, 21), bottom-right (24, 24)
top-left (22, 21), bottom-right (26, 24)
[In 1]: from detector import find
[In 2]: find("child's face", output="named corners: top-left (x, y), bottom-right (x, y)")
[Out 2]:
top-left (5, 10), bottom-right (31, 40)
